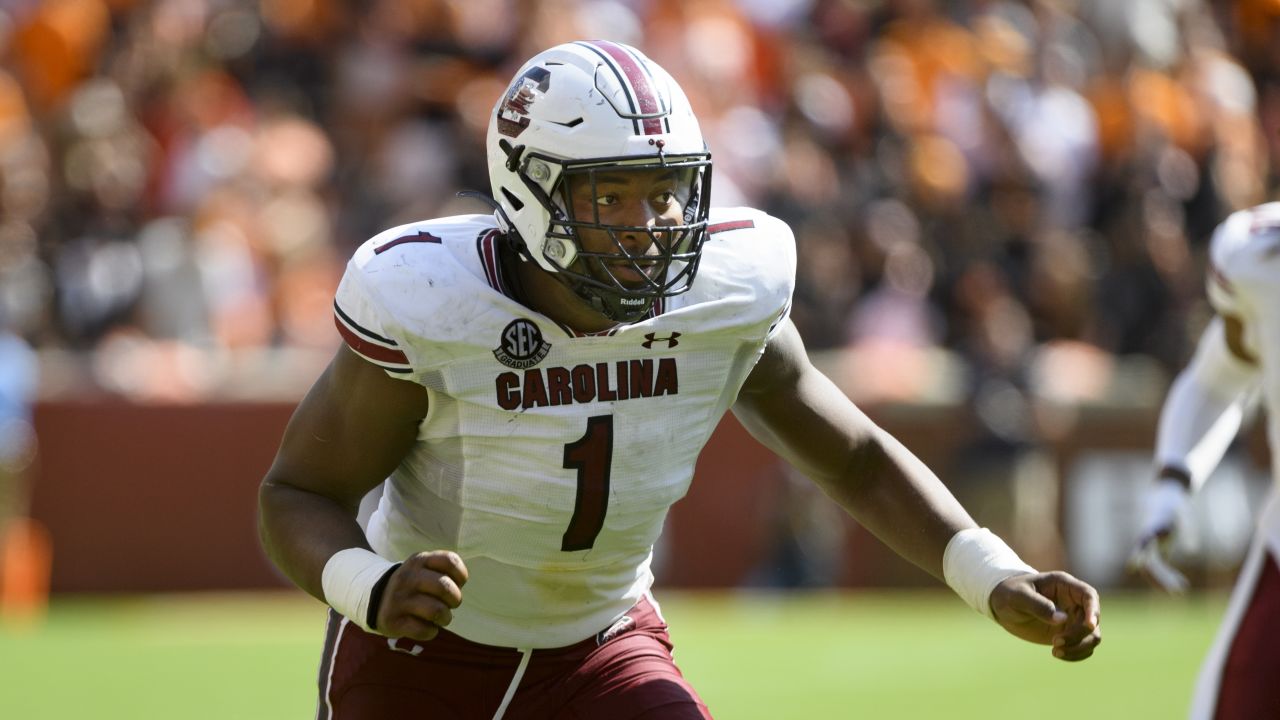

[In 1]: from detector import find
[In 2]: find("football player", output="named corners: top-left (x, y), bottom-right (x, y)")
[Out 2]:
top-left (259, 41), bottom-right (1101, 719)
top-left (1130, 203), bottom-right (1280, 719)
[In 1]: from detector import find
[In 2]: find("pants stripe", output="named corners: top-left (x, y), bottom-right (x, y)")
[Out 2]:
top-left (315, 610), bottom-right (350, 720)
top-left (491, 648), bottom-right (532, 720)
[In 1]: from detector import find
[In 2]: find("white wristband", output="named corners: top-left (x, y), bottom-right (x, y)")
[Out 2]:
top-left (321, 548), bottom-right (398, 633)
top-left (1138, 478), bottom-right (1189, 541)
top-left (943, 528), bottom-right (1036, 619)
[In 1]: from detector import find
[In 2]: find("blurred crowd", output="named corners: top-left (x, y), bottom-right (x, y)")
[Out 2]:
top-left (0, 0), bottom-right (1277, 411)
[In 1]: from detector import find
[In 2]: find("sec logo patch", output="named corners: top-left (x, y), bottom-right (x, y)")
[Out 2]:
top-left (493, 319), bottom-right (552, 369)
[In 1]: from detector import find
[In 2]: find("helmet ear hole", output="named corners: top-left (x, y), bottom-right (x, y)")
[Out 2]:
top-left (501, 187), bottom-right (525, 211)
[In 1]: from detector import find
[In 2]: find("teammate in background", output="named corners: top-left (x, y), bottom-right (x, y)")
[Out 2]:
top-left (1129, 203), bottom-right (1280, 720)
top-left (0, 320), bottom-right (36, 525)
top-left (0, 312), bottom-right (46, 624)
top-left (259, 41), bottom-right (1101, 719)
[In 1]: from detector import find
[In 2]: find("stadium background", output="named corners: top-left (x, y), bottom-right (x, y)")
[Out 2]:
top-left (0, 0), bottom-right (1277, 717)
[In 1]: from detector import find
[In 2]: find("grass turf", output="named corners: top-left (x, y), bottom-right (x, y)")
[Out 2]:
top-left (0, 589), bottom-right (1225, 719)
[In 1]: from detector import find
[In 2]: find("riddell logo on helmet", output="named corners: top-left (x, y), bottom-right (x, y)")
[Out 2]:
top-left (497, 67), bottom-right (551, 138)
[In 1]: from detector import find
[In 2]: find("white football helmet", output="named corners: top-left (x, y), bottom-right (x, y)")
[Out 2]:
top-left (486, 40), bottom-right (712, 322)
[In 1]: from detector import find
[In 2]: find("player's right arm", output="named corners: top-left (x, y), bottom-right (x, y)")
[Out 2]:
top-left (258, 345), bottom-right (467, 640)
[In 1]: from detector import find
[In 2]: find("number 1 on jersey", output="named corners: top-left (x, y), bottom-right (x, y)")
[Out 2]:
top-left (561, 415), bottom-right (613, 551)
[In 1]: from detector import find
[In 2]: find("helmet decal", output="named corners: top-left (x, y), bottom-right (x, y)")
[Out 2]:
top-left (577, 40), bottom-right (668, 136)
top-left (497, 66), bottom-right (552, 138)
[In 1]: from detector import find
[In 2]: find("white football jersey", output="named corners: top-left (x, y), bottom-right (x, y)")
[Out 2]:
top-left (333, 207), bottom-right (795, 647)
top-left (1205, 202), bottom-right (1280, 552)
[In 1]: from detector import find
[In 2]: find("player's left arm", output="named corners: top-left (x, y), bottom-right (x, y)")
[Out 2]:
top-left (733, 319), bottom-right (1100, 660)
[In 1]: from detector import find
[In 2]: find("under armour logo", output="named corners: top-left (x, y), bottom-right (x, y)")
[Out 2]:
top-left (641, 332), bottom-right (681, 349)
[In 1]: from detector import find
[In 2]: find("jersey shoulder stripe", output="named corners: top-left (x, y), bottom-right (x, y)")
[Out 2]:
top-left (333, 300), bottom-right (412, 372)
top-left (338, 214), bottom-right (503, 376)
top-left (708, 219), bottom-right (755, 235)
top-left (374, 229), bottom-right (443, 255)
top-left (670, 207), bottom-right (795, 337)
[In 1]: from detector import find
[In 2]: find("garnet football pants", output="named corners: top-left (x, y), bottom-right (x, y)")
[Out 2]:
top-left (315, 595), bottom-right (712, 719)
top-left (1190, 531), bottom-right (1280, 720)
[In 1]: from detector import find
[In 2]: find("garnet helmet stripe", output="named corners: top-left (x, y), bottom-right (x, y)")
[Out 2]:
top-left (580, 40), bottom-right (665, 136)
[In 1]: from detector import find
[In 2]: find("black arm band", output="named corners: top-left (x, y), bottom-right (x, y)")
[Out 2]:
top-left (365, 562), bottom-right (402, 631)
top-left (1157, 464), bottom-right (1193, 490)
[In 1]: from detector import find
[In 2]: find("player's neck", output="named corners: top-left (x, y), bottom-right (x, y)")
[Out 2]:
top-left (503, 244), bottom-right (620, 334)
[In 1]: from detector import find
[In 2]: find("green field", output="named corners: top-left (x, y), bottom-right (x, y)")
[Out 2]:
top-left (0, 589), bottom-right (1225, 719)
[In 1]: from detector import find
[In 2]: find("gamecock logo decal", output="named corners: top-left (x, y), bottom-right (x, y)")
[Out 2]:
top-left (496, 66), bottom-right (551, 138)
